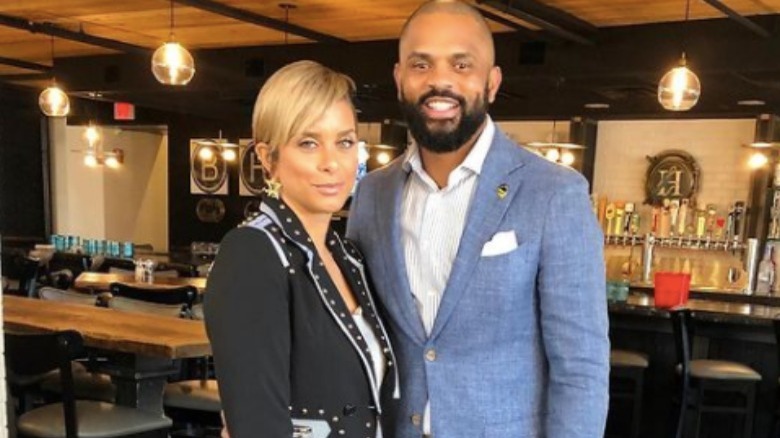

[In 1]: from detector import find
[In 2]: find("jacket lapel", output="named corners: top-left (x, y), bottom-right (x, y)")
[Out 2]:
top-left (376, 163), bottom-right (428, 345)
top-left (429, 131), bottom-right (527, 340)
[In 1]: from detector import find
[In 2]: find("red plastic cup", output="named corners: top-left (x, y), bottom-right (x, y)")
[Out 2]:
top-left (653, 272), bottom-right (691, 309)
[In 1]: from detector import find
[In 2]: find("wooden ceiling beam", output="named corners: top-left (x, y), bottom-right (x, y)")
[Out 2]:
top-left (0, 73), bottom-right (52, 82)
top-left (477, 0), bottom-right (595, 45)
top-left (476, 6), bottom-right (551, 41)
top-left (701, 0), bottom-right (770, 38)
top-left (172, 0), bottom-right (348, 44)
top-left (0, 56), bottom-right (51, 73)
top-left (0, 13), bottom-right (149, 55)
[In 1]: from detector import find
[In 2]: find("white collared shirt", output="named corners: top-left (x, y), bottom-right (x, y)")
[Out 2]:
top-left (400, 117), bottom-right (495, 434)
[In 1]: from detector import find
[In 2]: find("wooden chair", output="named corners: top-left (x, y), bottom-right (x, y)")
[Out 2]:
top-left (36, 287), bottom-right (115, 403)
top-left (5, 330), bottom-right (170, 438)
top-left (45, 253), bottom-right (92, 290)
top-left (108, 282), bottom-right (197, 318)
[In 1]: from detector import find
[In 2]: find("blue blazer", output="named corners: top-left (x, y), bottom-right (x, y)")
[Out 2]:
top-left (347, 128), bottom-right (609, 438)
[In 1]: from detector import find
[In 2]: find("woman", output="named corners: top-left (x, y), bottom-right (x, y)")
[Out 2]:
top-left (204, 60), bottom-right (398, 438)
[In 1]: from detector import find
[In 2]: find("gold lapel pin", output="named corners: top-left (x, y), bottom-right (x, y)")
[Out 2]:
top-left (497, 184), bottom-right (509, 199)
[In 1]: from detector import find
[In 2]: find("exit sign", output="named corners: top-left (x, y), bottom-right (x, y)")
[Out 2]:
top-left (114, 102), bottom-right (135, 121)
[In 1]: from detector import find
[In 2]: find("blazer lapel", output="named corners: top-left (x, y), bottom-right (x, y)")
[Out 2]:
top-left (429, 131), bottom-right (527, 340)
top-left (376, 164), bottom-right (427, 345)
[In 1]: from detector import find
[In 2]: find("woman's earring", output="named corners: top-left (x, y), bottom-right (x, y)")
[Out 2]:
top-left (263, 178), bottom-right (282, 199)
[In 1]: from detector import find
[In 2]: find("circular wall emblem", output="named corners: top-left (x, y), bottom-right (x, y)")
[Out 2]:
top-left (196, 198), bottom-right (226, 223)
top-left (240, 145), bottom-right (266, 196)
top-left (244, 199), bottom-right (262, 219)
top-left (645, 150), bottom-right (700, 206)
top-left (191, 143), bottom-right (228, 194)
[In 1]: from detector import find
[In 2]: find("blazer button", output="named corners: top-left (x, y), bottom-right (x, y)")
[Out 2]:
top-left (343, 404), bottom-right (357, 416)
top-left (411, 413), bottom-right (422, 426)
top-left (425, 348), bottom-right (437, 362)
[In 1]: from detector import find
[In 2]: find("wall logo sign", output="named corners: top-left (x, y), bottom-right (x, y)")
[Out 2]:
top-left (645, 150), bottom-right (700, 205)
top-left (190, 140), bottom-right (228, 195)
top-left (239, 139), bottom-right (266, 196)
top-left (196, 198), bottom-right (226, 223)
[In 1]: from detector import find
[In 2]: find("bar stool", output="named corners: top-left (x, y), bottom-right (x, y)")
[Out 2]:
top-left (609, 349), bottom-right (649, 438)
top-left (671, 309), bottom-right (760, 438)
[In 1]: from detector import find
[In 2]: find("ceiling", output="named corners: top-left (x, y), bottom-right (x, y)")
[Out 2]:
top-left (4, 0), bottom-right (780, 119)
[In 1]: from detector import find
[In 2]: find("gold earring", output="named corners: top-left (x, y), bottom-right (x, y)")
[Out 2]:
top-left (263, 178), bottom-right (282, 199)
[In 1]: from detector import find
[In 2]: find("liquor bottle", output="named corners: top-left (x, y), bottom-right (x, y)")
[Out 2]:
top-left (677, 199), bottom-right (689, 236)
top-left (756, 244), bottom-right (775, 295)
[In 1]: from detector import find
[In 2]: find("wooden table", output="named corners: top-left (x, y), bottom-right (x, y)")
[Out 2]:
top-left (4, 295), bottom-right (210, 416)
top-left (74, 272), bottom-right (207, 293)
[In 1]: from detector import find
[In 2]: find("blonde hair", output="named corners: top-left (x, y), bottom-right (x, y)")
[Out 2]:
top-left (252, 60), bottom-right (356, 166)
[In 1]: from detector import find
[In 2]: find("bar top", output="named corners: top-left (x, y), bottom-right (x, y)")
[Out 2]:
top-left (609, 293), bottom-right (780, 325)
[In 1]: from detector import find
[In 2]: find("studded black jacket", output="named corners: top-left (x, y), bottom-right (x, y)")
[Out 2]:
top-left (204, 197), bottom-right (398, 438)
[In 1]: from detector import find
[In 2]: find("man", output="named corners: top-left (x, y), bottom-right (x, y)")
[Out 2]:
top-left (346, 1), bottom-right (609, 437)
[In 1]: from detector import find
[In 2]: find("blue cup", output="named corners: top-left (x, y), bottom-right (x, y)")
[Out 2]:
top-left (54, 235), bottom-right (66, 252)
top-left (122, 242), bottom-right (134, 258)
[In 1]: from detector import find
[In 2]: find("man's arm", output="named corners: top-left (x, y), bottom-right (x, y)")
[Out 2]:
top-left (538, 176), bottom-right (610, 437)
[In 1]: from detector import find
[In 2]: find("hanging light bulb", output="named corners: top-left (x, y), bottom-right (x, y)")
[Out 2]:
top-left (39, 37), bottom-right (70, 117)
top-left (152, 0), bottom-right (195, 85)
top-left (658, 53), bottom-right (701, 111)
top-left (39, 84), bottom-right (70, 117)
top-left (152, 41), bottom-right (195, 85)
top-left (658, 0), bottom-right (700, 111)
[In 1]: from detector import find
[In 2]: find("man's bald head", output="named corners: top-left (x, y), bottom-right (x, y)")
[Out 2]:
top-left (399, 0), bottom-right (495, 65)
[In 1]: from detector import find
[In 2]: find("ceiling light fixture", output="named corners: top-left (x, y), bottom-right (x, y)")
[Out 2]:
top-left (152, 0), bottom-right (195, 85)
top-left (82, 124), bottom-right (124, 168)
top-left (737, 99), bottom-right (765, 106)
top-left (658, 0), bottom-right (701, 111)
top-left (39, 36), bottom-right (70, 117)
top-left (195, 131), bottom-right (238, 161)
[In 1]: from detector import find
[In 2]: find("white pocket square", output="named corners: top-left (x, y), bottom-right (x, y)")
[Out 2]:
top-left (481, 230), bottom-right (518, 257)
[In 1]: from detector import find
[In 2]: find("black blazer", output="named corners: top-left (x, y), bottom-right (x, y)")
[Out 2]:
top-left (204, 197), bottom-right (398, 438)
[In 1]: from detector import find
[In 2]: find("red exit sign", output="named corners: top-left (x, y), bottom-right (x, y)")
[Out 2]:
top-left (114, 102), bottom-right (135, 121)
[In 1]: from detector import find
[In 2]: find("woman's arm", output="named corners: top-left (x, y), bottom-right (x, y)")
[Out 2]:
top-left (204, 227), bottom-right (292, 437)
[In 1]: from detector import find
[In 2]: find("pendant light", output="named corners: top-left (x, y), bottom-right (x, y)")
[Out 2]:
top-left (39, 36), bottom-right (70, 117)
top-left (658, 0), bottom-right (701, 111)
top-left (152, 0), bottom-right (195, 85)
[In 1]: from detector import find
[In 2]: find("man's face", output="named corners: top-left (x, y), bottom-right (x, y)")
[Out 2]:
top-left (395, 11), bottom-right (501, 153)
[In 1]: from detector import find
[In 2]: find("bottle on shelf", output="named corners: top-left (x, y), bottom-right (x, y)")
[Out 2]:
top-left (755, 244), bottom-right (775, 295)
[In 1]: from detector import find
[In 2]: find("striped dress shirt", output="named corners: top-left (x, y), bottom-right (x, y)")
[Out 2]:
top-left (399, 118), bottom-right (495, 434)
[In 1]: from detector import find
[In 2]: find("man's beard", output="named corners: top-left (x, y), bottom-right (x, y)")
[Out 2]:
top-left (399, 86), bottom-right (489, 154)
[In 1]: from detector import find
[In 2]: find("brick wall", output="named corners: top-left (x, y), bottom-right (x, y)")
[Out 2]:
top-left (592, 119), bottom-right (756, 217)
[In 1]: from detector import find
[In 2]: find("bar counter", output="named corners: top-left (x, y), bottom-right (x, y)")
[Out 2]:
top-left (608, 293), bottom-right (780, 437)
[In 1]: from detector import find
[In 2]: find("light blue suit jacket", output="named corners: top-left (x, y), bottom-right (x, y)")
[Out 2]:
top-left (346, 128), bottom-right (609, 438)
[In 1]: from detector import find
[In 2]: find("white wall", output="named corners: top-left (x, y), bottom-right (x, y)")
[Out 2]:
top-left (51, 118), bottom-right (106, 238)
top-left (52, 124), bottom-right (168, 252)
top-left (103, 131), bottom-right (169, 252)
top-left (592, 119), bottom-right (756, 216)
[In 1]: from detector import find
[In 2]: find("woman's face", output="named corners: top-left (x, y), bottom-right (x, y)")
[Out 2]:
top-left (263, 99), bottom-right (358, 221)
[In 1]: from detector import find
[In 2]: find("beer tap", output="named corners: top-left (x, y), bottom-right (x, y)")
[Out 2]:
top-left (733, 201), bottom-right (745, 241)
